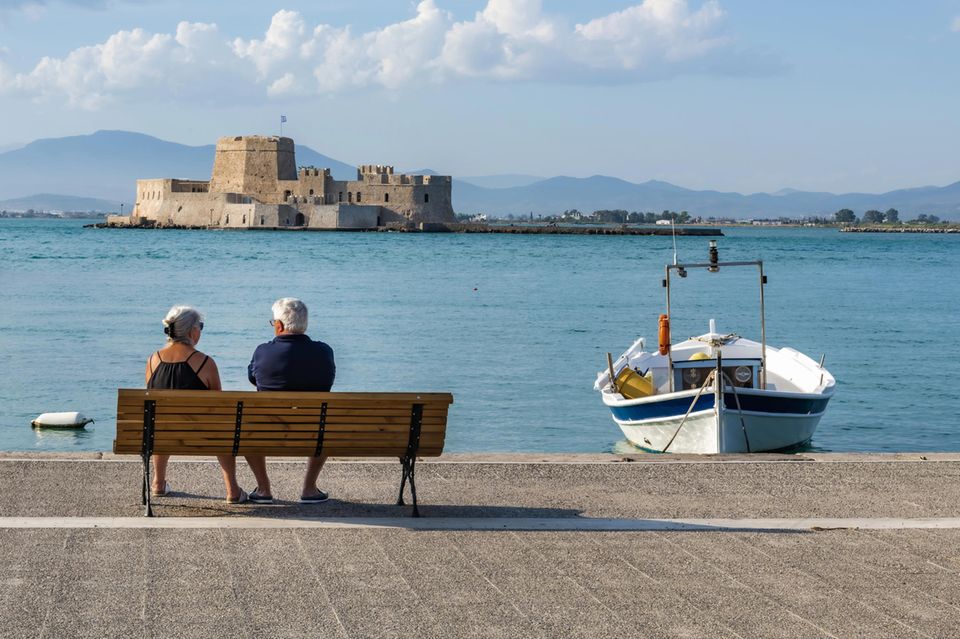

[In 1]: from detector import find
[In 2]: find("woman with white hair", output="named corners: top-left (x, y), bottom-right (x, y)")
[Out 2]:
top-left (145, 305), bottom-right (247, 503)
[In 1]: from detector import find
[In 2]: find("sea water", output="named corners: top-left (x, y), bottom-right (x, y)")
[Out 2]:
top-left (1, 219), bottom-right (958, 453)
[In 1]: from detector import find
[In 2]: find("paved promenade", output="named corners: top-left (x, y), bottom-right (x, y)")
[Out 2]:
top-left (1, 452), bottom-right (960, 638)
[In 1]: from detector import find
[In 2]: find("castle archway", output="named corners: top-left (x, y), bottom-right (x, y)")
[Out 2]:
top-left (295, 212), bottom-right (305, 226)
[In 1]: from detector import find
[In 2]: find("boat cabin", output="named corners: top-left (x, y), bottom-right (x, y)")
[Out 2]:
top-left (672, 358), bottom-right (761, 392)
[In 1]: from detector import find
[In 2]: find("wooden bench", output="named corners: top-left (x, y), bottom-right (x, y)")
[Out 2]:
top-left (113, 389), bottom-right (453, 517)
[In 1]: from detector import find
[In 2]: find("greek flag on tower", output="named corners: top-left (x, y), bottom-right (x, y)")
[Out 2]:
top-left (281, 115), bottom-right (287, 123)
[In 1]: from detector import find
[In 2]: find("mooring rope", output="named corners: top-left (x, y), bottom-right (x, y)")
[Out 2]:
top-left (663, 370), bottom-right (716, 453)
top-left (722, 372), bottom-right (752, 453)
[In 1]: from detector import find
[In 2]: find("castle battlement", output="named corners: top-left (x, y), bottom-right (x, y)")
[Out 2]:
top-left (299, 167), bottom-right (331, 178)
top-left (358, 164), bottom-right (395, 176)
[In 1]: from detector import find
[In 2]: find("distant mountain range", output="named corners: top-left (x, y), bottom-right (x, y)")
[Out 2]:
top-left (453, 176), bottom-right (960, 220)
top-left (0, 130), bottom-right (356, 206)
top-left (0, 193), bottom-right (120, 212)
top-left (0, 130), bottom-right (957, 219)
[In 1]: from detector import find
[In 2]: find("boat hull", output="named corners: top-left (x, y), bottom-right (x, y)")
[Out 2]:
top-left (611, 392), bottom-right (828, 454)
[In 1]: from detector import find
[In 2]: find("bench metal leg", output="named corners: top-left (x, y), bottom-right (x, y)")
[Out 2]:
top-left (142, 454), bottom-right (153, 518)
top-left (397, 403), bottom-right (424, 517)
top-left (396, 457), bottom-right (407, 506)
top-left (396, 456), bottom-right (420, 517)
top-left (141, 399), bottom-right (156, 518)
top-left (408, 458), bottom-right (419, 518)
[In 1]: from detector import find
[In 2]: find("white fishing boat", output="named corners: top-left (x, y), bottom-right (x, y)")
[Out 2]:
top-left (594, 241), bottom-right (835, 454)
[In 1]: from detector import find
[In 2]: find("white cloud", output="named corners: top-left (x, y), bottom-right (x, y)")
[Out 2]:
top-left (576, 0), bottom-right (727, 64)
top-left (0, 0), bottom-right (772, 108)
top-left (0, 20), bottom-right (250, 108)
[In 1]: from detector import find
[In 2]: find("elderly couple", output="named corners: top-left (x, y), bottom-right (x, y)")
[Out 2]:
top-left (144, 297), bottom-right (335, 504)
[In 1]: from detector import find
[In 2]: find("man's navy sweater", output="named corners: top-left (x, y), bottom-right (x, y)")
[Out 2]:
top-left (247, 333), bottom-right (336, 392)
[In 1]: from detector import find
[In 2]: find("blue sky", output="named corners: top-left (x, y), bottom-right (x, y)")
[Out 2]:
top-left (0, 0), bottom-right (958, 193)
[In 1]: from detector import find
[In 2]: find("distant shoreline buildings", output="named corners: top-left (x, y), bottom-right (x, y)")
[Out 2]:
top-left (108, 135), bottom-right (455, 229)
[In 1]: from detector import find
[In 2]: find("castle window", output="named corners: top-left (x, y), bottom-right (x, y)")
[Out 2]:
top-left (242, 215), bottom-right (246, 224)
top-left (356, 192), bottom-right (361, 203)
top-left (225, 215), bottom-right (229, 224)
top-left (309, 189), bottom-right (314, 196)
top-left (384, 193), bottom-right (389, 203)
top-left (260, 216), bottom-right (265, 225)
top-left (348, 192), bottom-right (352, 203)
top-left (424, 193), bottom-right (429, 203)
top-left (338, 192), bottom-right (343, 203)
top-left (284, 190), bottom-right (292, 200)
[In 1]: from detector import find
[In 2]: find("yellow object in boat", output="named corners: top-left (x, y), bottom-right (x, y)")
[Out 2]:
top-left (689, 352), bottom-right (711, 361)
top-left (615, 367), bottom-right (654, 399)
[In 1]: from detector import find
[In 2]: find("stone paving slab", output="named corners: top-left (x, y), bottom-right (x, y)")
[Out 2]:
top-left (1, 454), bottom-right (959, 638)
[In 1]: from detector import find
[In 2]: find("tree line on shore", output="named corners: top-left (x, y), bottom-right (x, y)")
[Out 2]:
top-left (457, 209), bottom-right (697, 224)
top-left (457, 207), bottom-right (954, 226)
top-left (0, 209), bottom-right (106, 219)
top-left (831, 208), bottom-right (946, 225)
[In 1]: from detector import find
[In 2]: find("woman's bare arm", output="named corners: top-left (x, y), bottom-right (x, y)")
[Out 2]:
top-left (202, 357), bottom-right (222, 391)
top-left (145, 353), bottom-right (156, 385)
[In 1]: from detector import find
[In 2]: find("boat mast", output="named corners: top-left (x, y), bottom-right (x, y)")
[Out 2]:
top-left (758, 261), bottom-right (767, 390)
top-left (664, 263), bottom-right (674, 392)
top-left (663, 240), bottom-right (769, 391)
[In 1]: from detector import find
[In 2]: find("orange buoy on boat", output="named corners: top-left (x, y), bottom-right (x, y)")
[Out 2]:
top-left (658, 314), bottom-right (671, 355)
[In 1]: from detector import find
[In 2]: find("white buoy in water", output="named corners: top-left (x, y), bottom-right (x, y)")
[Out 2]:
top-left (31, 411), bottom-right (94, 429)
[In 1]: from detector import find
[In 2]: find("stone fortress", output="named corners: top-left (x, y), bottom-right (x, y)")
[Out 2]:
top-left (110, 135), bottom-right (455, 229)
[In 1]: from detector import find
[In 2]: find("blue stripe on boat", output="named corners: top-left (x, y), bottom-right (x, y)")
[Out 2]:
top-left (612, 393), bottom-right (829, 422)
top-left (722, 394), bottom-right (829, 414)
top-left (611, 395), bottom-right (715, 421)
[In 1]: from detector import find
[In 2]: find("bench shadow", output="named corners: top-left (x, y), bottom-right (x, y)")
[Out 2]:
top-left (149, 495), bottom-right (812, 533)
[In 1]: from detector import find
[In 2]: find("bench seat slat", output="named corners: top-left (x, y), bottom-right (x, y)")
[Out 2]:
top-left (117, 416), bottom-right (447, 428)
top-left (119, 395), bottom-right (451, 408)
top-left (116, 431), bottom-right (444, 446)
top-left (119, 388), bottom-right (451, 400)
top-left (116, 422), bottom-right (447, 434)
top-left (116, 415), bottom-right (447, 423)
top-left (113, 443), bottom-right (443, 454)
top-left (119, 403), bottom-right (449, 412)
top-left (116, 445), bottom-right (444, 456)
top-left (120, 401), bottom-right (451, 410)
top-left (118, 408), bottom-right (448, 422)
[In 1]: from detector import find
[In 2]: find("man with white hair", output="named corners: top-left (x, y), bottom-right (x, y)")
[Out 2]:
top-left (246, 297), bottom-right (336, 504)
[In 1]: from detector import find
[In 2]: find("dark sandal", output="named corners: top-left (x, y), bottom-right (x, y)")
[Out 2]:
top-left (248, 488), bottom-right (274, 504)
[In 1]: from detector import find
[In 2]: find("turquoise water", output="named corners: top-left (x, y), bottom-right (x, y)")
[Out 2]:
top-left (1, 219), bottom-right (958, 453)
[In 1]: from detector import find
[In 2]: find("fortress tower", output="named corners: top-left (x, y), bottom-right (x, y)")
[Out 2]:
top-left (208, 136), bottom-right (296, 204)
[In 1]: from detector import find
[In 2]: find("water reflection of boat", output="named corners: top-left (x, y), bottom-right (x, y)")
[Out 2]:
top-left (594, 242), bottom-right (835, 454)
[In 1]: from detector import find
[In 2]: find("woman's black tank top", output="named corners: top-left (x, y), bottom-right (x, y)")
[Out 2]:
top-left (147, 350), bottom-right (210, 390)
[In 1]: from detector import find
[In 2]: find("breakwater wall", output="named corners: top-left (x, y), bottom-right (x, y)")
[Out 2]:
top-left (841, 225), bottom-right (960, 233)
top-left (447, 223), bottom-right (722, 235)
top-left (87, 220), bottom-right (723, 236)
